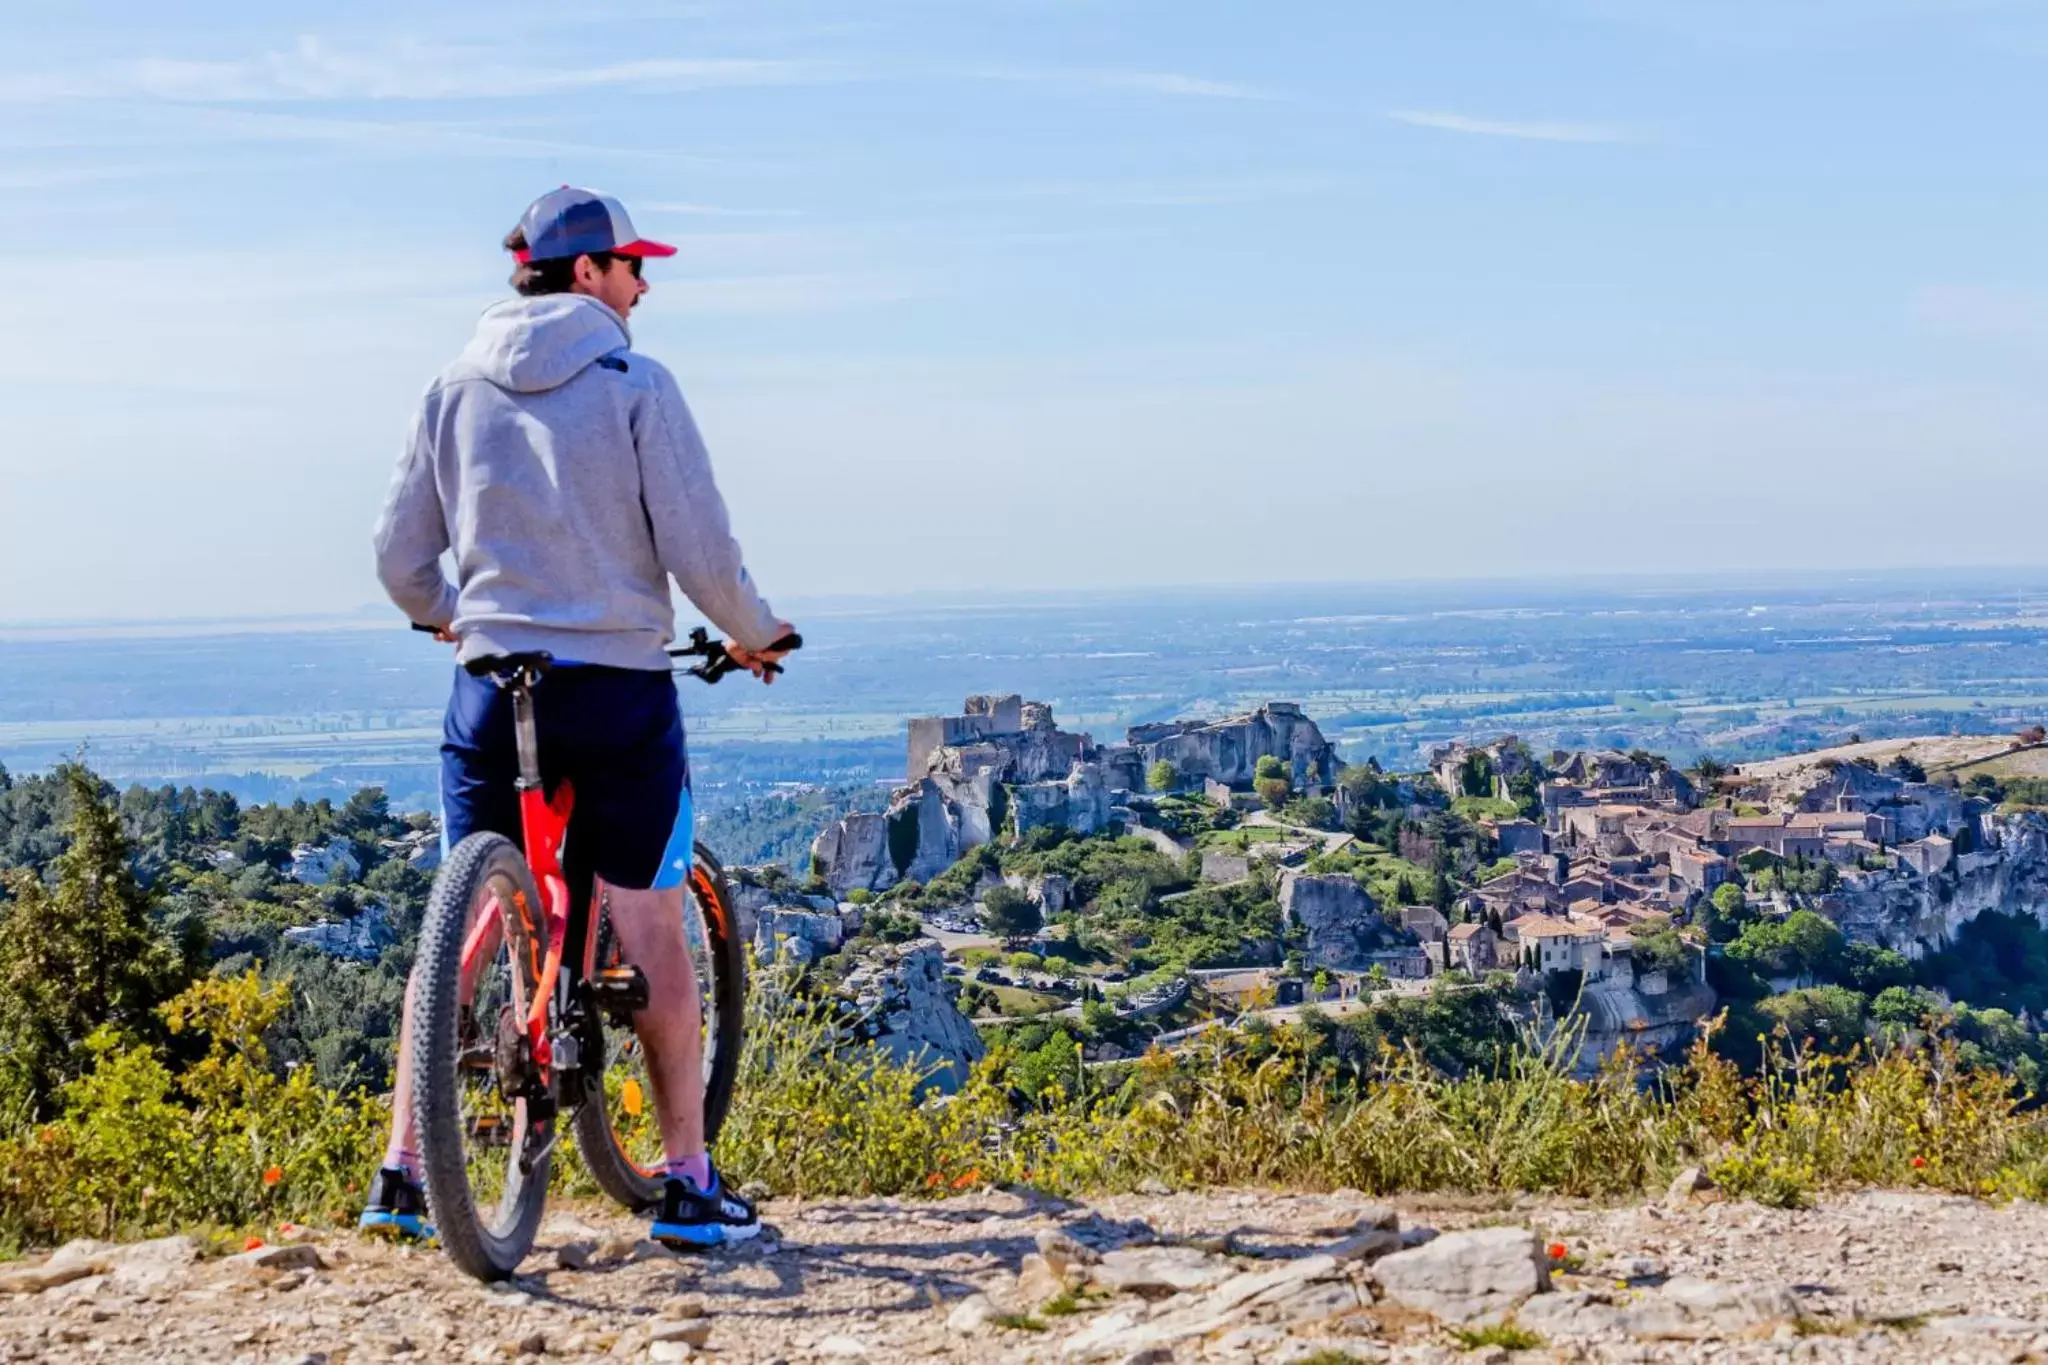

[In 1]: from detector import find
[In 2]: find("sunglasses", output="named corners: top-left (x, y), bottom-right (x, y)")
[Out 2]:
top-left (615, 255), bottom-right (643, 279)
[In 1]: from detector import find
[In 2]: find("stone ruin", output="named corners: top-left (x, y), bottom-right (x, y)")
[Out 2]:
top-left (811, 693), bottom-right (1114, 896)
top-left (1124, 701), bottom-right (1342, 796)
top-left (809, 694), bottom-right (1343, 897)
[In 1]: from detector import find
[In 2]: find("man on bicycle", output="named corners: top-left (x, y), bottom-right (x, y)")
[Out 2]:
top-left (365, 186), bottom-right (792, 1248)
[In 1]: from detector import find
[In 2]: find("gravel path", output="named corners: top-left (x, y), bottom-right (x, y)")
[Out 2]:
top-left (7, 1184), bottom-right (2048, 1362)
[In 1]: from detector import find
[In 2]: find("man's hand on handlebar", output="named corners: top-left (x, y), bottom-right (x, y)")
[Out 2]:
top-left (411, 622), bottom-right (459, 645)
top-left (725, 622), bottom-right (799, 683)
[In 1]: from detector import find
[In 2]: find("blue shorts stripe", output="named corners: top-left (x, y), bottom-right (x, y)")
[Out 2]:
top-left (651, 786), bottom-right (694, 889)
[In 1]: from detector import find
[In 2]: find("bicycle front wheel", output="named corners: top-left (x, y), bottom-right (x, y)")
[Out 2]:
top-left (573, 844), bottom-right (748, 1212)
top-left (412, 832), bottom-right (555, 1281)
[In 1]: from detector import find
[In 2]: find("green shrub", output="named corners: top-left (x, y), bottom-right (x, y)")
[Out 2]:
top-left (13, 970), bottom-right (2048, 1251)
top-left (0, 970), bottom-right (382, 1247)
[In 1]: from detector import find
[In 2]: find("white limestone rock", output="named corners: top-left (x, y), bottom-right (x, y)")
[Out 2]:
top-left (1616, 1276), bottom-right (1803, 1340)
top-left (841, 942), bottom-right (985, 1093)
top-left (1277, 871), bottom-right (1389, 971)
top-left (1370, 1226), bottom-right (1550, 1324)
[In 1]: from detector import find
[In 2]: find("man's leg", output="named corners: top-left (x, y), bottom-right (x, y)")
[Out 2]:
top-left (600, 880), bottom-right (706, 1165)
top-left (365, 668), bottom-right (511, 1234)
top-left (383, 977), bottom-right (423, 1169)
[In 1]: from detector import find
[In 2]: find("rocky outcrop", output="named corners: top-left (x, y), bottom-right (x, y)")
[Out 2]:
top-left (840, 942), bottom-right (985, 1093)
top-left (1122, 703), bottom-right (1340, 794)
top-left (751, 909), bottom-right (845, 965)
top-left (1277, 872), bottom-right (1392, 970)
top-left (813, 696), bottom-right (1343, 897)
top-left (282, 901), bottom-right (393, 961)
top-left (807, 812), bottom-right (894, 899)
top-left (811, 697), bottom-right (1116, 896)
top-left (1005, 871), bottom-right (1072, 914)
top-left (287, 836), bottom-right (360, 885)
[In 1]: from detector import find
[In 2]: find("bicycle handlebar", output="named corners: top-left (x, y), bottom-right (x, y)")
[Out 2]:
top-left (410, 622), bottom-right (801, 686)
top-left (666, 626), bottom-right (803, 684)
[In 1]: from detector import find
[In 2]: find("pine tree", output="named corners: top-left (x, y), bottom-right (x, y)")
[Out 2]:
top-left (0, 765), bottom-right (193, 1123)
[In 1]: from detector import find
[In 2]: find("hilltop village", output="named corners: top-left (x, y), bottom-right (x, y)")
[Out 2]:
top-left (230, 691), bottom-right (2048, 1089)
top-left (725, 702), bottom-right (2048, 1082)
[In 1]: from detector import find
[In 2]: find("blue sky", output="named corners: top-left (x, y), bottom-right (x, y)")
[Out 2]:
top-left (3, 0), bottom-right (2046, 622)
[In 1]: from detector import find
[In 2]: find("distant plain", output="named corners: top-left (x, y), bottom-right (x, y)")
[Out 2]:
top-left (9, 572), bottom-right (2048, 814)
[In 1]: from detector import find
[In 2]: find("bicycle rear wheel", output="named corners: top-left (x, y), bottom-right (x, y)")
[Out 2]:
top-left (412, 832), bottom-right (555, 1281)
top-left (573, 843), bottom-right (748, 1212)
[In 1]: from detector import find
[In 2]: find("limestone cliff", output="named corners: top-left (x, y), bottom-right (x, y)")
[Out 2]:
top-left (841, 941), bottom-right (987, 1094)
top-left (1122, 702), bottom-right (1341, 794)
top-left (1277, 871), bottom-right (1402, 969)
top-left (1827, 810), bottom-right (2048, 957)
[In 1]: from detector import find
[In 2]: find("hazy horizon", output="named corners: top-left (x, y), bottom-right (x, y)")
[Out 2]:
top-left (17, 564), bottom-right (2048, 635)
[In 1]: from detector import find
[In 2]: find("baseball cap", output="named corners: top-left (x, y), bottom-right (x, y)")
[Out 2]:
top-left (512, 186), bottom-right (677, 263)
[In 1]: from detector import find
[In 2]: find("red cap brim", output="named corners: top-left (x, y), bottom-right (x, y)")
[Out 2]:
top-left (508, 240), bottom-right (675, 264)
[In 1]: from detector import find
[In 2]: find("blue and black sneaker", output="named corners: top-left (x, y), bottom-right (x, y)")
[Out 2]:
top-left (649, 1167), bottom-right (759, 1250)
top-left (357, 1166), bottom-right (434, 1242)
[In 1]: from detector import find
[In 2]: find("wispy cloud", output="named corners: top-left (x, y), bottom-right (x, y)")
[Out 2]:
top-left (1387, 109), bottom-right (1630, 143)
top-left (934, 172), bottom-right (1340, 208)
top-left (1913, 284), bottom-right (2047, 338)
top-left (0, 37), bottom-right (848, 104)
top-left (967, 67), bottom-right (1276, 101)
top-left (150, 106), bottom-right (676, 161)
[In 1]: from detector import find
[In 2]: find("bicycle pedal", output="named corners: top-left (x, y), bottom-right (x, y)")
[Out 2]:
top-left (592, 965), bottom-right (650, 1015)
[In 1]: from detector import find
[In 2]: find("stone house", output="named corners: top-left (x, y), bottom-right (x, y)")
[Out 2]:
top-left (1398, 904), bottom-right (1449, 942)
top-left (1486, 818), bottom-right (1546, 855)
top-left (1508, 914), bottom-right (1607, 977)
top-left (1897, 834), bottom-right (1956, 877)
top-left (1669, 846), bottom-right (1731, 893)
top-left (1447, 921), bottom-right (1499, 973)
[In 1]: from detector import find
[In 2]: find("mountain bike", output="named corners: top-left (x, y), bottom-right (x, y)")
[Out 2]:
top-left (407, 625), bottom-right (799, 1281)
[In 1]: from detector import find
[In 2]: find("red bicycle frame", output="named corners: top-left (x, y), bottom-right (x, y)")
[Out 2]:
top-left (457, 667), bottom-right (576, 1070)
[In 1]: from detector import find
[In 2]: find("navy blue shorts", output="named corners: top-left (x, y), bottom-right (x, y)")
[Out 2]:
top-left (440, 665), bottom-right (693, 891)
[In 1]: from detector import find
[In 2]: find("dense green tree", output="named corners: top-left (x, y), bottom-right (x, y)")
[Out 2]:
top-left (1700, 881), bottom-right (1752, 942)
top-left (1253, 755), bottom-right (1291, 811)
top-left (1725, 910), bottom-right (1845, 983)
top-left (0, 767), bottom-right (196, 1124)
top-left (980, 884), bottom-right (1042, 939)
top-left (1871, 984), bottom-right (1936, 1028)
top-left (1630, 924), bottom-right (1690, 976)
top-left (1147, 760), bottom-right (1179, 793)
top-left (1759, 984), bottom-right (1867, 1054)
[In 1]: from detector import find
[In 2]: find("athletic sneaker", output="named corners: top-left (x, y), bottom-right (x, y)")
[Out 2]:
top-left (649, 1167), bottom-right (759, 1249)
top-left (357, 1166), bottom-right (434, 1241)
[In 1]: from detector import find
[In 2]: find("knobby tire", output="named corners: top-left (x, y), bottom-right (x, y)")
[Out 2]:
top-left (413, 832), bottom-right (553, 1281)
top-left (572, 843), bottom-right (747, 1212)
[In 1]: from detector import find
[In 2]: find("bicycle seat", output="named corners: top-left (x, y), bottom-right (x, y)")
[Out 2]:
top-left (464, 651), bottom-right (555, 680)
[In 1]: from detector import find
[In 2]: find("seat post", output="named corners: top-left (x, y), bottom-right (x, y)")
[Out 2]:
top-left (511, 676), bottom-right (544, 792)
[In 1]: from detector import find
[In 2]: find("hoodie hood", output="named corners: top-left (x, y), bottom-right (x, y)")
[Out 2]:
top-left (458, 294), bottom-right (632, 394)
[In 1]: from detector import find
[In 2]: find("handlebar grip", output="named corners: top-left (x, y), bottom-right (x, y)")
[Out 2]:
top-left (410, 622), bottom-right (442, 635)
top-left (766, 631), bottom-right (803, 653)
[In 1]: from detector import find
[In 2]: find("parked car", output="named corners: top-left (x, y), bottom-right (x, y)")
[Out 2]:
top-left (975, 967), bottom-right (1003, 984)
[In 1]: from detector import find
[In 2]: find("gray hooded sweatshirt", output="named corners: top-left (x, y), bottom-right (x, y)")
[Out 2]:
top-left (372, 294), bottom-right (781, 671)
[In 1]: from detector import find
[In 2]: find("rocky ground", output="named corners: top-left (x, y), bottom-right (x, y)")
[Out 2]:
top-left (10, 1175), bottom-right (2048, 1363)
